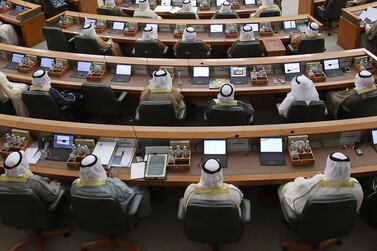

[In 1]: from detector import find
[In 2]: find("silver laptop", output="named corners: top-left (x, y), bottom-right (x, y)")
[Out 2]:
top-left (112, 64), bottom-right (132, 82)
top-left (209, 24), bottom-right (224, 37)
top-left (245, 0), bottom-right (256, 8)
top-left (5, 53), bottom-right (24, 69)
top-left (259, 137), bottom-right (285, 166)
top-left (284, 62), bottom-right (301, 81)
top-left (71, 61), bottom-right (91, 79)
top-left (39, 57), bottom-right (54, 71)
top-left (192, 66), bottom-right (210, 85)
top-left (323, 58), bottom-right (344, 77)
top-left (109, 21), bottom-right (125, 34)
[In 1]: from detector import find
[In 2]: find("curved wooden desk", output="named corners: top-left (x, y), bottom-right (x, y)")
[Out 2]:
top-left (0, 43), bottom-right (372, 96)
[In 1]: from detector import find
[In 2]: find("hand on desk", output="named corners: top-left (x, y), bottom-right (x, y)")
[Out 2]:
top-left (108, 168), bottom-right (119, 178)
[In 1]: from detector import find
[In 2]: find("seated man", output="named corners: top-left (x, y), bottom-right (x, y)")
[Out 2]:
top-left (133, 0), bottom-right (161, 19)
top-left (178, 0), bottom-right (199, 19)
top-left (173, 27), bottom-right (211, 56)
top-left (346, 0), bottom-right (368, 7)
top-left (290, 22), bottom-right (322, 51)
top-left (81, 24), bottom-right (123, 56)
top-left (0, 151), bottom-right (60, 204)
top-left (212, 1), bottom-right (239, 19)
top-left (360, 21), bottom-right (377, 55)
top-left (98, 0), bottom-right (125, 16)
top-left (327, 70), bottom-right (376, 118)
top-left (71, 154), bottom-right (151, 217)
top-left (205, 83), bottom-right (254, 118)
top-left (184, 158), bottom-right (243, 214)
top-left (0, 71), bottom-right (29, 116)
top-left (227, 25), bottom-right (259, 57)
top-left (278, 75), bottom-right (320, 118)
top-left (251, 0), bottom-right (281, 18)
top-left (278, 152), bottom-right (363, 219)
top-left (30, 69), bottom-right (76, 107)
top-left (0, 21), bottom-right (18, 45)
top-left (137, 25), bottom-right (166, 51)
top-left (139, 69), bottom-right (186, 115)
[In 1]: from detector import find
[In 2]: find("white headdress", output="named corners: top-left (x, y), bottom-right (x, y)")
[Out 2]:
top-left (4, 151), bottom-right (33, 177)
top-left (306, 22), bottom-right (320, 36)
top-left (182, 27), bottom-right (197, 41)
top-left (290, 75), bottom-right (319, 101)
top-left (182, 0), bottom-right (193, 11)
top-left (79, 155), bottom-right (107, 182)
top-left (198, 159), bottom-right (223, 188)
top-left (239, 25), bottom-right (254, 41)
top-left (140, 25), bottom-right (158, 40)
top-left (218, 83), bottom-right (235, 103)
top-left (220, 1), bottom-right (231, 11)
top-left (139, 0), bottom-right (151, 10)
top-left (82, 23), bottom-right (97, 39)
top-left (32, 69), bottom-right (51, 89)
top-left (149, 69), bottom-right (172, 89)
top-left (324, 152), bottom-right (351, 182)
top-left (354, 70), bottom-right (375, 90)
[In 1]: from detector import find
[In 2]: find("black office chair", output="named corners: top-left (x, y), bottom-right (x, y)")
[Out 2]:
top-left (71, 192), bottom-right (142, 251)
top-left (42, 26), bottom-right (75, 52)
top-left (74, 36), bottom-right (112, 55)
top-left (0, 97), bottom-right (16, 115)
top-left (38, 0), bottom-right (68, 18)
top-left (132, 40), bottom-right (169, 58)
top-left (177, 198), bottom-right (251, 251)
top-left (204, 102), bottom-right (255, 125)
top-left (259, 10), bottom-right (281, 17)
top-left (80, 83), bottom-right (127, 122)
top-left (281, 195), bottom-right (357, 251)
top-left (287, 37), bottom-right (326, 54)
top-left (135, 100), bottom-right (186, 126)
top-left (228, 41), bottom-right (264, 58)
top-left (338, 90), bottom-right (377, 118)
top-left (316, 0), bottom-right (347, 34)
top-left (212, 12), bottom-right (239, 19)
top-left (175, 12), bottom-right (198, 19)
top-left (0, 185), bottom-right (70, 250)
top-left (175, 41), bottom-right (210, 59)
top-left (284, 100), bottom-right (326, 123)
top-left (22, 90), bottom-right (73, 120)
top-left (360, 176), bottom-right (377, 229)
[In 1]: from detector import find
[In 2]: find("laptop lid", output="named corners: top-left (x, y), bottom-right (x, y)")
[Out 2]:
top-left (216, 0), bottom-right (225, 6)
top-left (283, 20), bottom-right (296, 30)
top-left (11, 53), bottom-right (24, 64)
top-left (116, 64), bottom-right (131, 75)
top-left (112, 21), bottom-right (125, 31)
top-left (245, 0), bottom-right (256, 4)
top-left (210, 24), bottom-right (223, 33)
top-left (160, 0), bottom-right (171, 6)
top-left (40, 57), bottom-right (54, 69)
top-left (53, 134), bottom-right (74, 149)
top-left (77, 61), bottom-right (91, 72)
top-left (14, 5), bottom-right (23, 13)
top-left (260, 137), bottom-right (283, 153)
top-left (323, 58), bottom-right (340, 71)
top-left (204, 139), bottom-right (226, 155)
top-left (284, 62), bottom-right (301, 74)
top-left (84, 18), bottom-right (96, 26)
top-left (193, 66), bottom-right (209, 78)
top-left (230, 66), bottom-right (247, 78)
top-left (246, 23), bottom-right (259, 33)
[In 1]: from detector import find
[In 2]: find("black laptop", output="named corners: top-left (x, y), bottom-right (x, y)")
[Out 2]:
top-left (245, 0), bottom-right (257, 8)
top-left (111, 64), bottom-right (132, 82)
top-left (48, 134), bottom-right (74, 161)
top-left (283, 21), bottom-right (300, 33)
top-left (39, 57), bottom-right (54, 71)
top-left (209, 24), bottom-right (224, 38)
top-left (284, 62), bottom-right (301, 81)
top-left (203, 139), bottom-right (228, 168)
top-left (192, 66), bottom-right (210, 85)
top-left (71, 61), bottom-right (91, 79)
top-left (109, 21), bottom-right (125, 34)
top-left (259, 137), bottom-right (286, 166)
top-left (230, 66), bottom-right (248, 85)
top-left (323, 58), bottom-right (344, 77)
top-left (5, 53), bottom-right (24, 70)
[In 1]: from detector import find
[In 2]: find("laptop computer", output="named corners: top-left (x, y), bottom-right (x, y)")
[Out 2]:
top-left (323, 58), bottom-right (344, 77)
top-left (246, 23), bottom-right (260, 36)
top-left (192, 66), bottom-right (210, 85)
top-left (111, 64), bottom-right (132, 82)
top-left (39, 57), bottom-right (54, 71)
top-left (160, 0), bottom-right (171, 6)
top-left (284, 62), bottom-right (301, 81)
top-left (84, 18), bottom-right (96, 26)
top-left (245, 0), bottom-right (257, 8)
top-left (230, 66), bottom-right (248, 85)
top-left (109, 21), bottom-right (125, 34)
top-left (48, 134), bottom-right (74, 161)
top-left (71, 61), bottom-right (91, 79)
top-left (203, 139), bottom-right (228, 168)
top-left (9, 5), bottom-right (23, 16)
top-left (5, 53), bottom-right (24, 70)
top-left (259, 137), bottom-right (285, 166)
top-left (209, 24), bottom-right (224, 38)
top-left (371, 129), bottom-right (377, 152)
top-left (283, 20), bottom-right (299, 33)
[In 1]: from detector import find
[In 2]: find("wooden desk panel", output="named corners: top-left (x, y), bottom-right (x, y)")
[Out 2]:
top-left (262, 38), bottom-right (286, 56)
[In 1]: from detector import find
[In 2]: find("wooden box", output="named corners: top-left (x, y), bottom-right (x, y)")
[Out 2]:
top-left (354, 64), bottom-right (377, 75)
top-left (306, 72), bottom-right (326, 83)
top-left (167, 150), bottom-right (191, 171)
top-left (16, 62), bottom-right (37, 73)
top-left (67, 156), bottom-right (84, 170)
top-left (0, 138), bottom-right (32, 160)
top-left (225, 31), bottom-right (238, 38)
top-left (124, 28), bottom-right (138, 36)
top-left (58, 21), bottom-right (74, 29)
top-left (251, 76), bottom-right (268, 86)
top-left (199, 4), bottom-right (210, 10)
top-left (95, 25), bottom-right (107, 34)
top-left (290, 147), bottom-right (315, 167)
top-left (86, 71), bottom-right (105, 82)
top-left (48, 66), bottom-right (69, 78)
top-left (260, 29), bottom-right (273, 37)
top-left (231, 2), bottom-right (240, 9)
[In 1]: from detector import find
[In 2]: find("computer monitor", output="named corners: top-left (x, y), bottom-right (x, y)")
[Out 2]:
top-left (193, 66), bottom-right (209, 77)
top-left (84, 18), bottom-right (96, 26)
top-left (323, 59), bottom-right (340, 70)
top-left (246, 23), bottom-right (259, 32)
top-left (11, 53), bottom-right (24, 63)
top-left (14, 5), bottom-right (23, 13)
top-left (210, 24), bottom-right (223, 33)
top-left (146, 23), bottom-right (158, 32)
top-left (216, 0), bottom-right (225, 6)
top-left (260, 138), bottom-right (283, 153)
top-left (204, 139), bottom-right (226, 155)
top-left (112, 21), bottom-right (125, 31)
top-left (283, 21), bottom-right (296, 30)
top-left (284, 62), bottom-right (301, 74)
top-left (160, 0), bottom-right (171, 6)
top-left (53, 134), bottom-right (74, 149)
top-left (116, 64), bottom-right (131, 75)
top-left (77, 61), bottom-right (91, 72)
top-left (245, 0), bottom-right (256, 4)
top-left (40, 57), bottom-right (54, 68)
top-left (230, 66), bottom-right (247, 77)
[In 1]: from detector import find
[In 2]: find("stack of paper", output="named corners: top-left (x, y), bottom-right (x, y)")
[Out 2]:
top-left (93, 141), bottom-right (117, 166)
top-left (111, 147), bottom-right (136, 168)
top-left (130, 162), bottom-right (145, 180)
top-left (359, 7), bottom-right (377, 24)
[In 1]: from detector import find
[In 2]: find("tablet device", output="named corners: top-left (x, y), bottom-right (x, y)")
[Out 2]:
top-left (145, 154), bottom-right (168, 179)
top-left (283, 21), bottom-right (296, 30)
top-left (40, 57), bottom-right (54, 69)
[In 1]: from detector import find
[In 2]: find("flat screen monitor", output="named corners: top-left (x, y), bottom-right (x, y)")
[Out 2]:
top-left (204, 139), bottom-right (226, 155)
top-left (284, 21), bottom-right (296, 29)
top-left (210, 24), bottom-right (223, 33)
top-left (260, 138), bottom-right (283, 153)
top-left (40, 57), bottom-right (54, 68)
top-left (113, 21), bottom-right (125, 30)
top-left (11, 53), bottom-right (24, 63)
top-left (284, 62), bottom-right (301, 74)
top-left (116, 64), bottom-right (131, 75)
top-left (193, 66), bottom-right (209, 77)
top-left (323, 59), bottom-right (340, 70)
top-left (77, 61), bottom-right (91, 72)
top-left (230, 66), bottom-right (247, 77)
top-left (53, 134), bottom-right (74, 149)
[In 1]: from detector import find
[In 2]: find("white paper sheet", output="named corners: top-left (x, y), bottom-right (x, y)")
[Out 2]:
top-left (93, 141), bottom-right (117, 165)
top-left (130, 162), bottom-right (145, 180)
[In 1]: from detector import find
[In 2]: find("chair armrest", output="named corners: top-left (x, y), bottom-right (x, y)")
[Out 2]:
top-left (240, 199), bottom-right (251, 223)
top-left (131, 47), bottom-right (136, 56)
top-left (177, 197), bottom-right (185, 221)
top-left (117, 91), bottom-right (127, 103)
top-left (162, 46), bottom-right (169, 56)
top-left (203, 112), bottom-right (208, 122)
top-left (127, 193), bottom-right (143, 217)
top-left (177, 106), bottom-right (187, 124)
top-left (248, 112), bottom-right (255, 125)
top-left (340, 104), bottom-right (352, 114)
top-left (48, 188), bottom-right (65, 212)
top-left (282, 198), bottom-right (300, 230)
top-left (287, 44), bottom-right (296, 55)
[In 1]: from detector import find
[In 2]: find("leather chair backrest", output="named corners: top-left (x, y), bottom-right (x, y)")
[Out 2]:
top-left (74, 36), bottom-right (105, 55)
top-left (259, 10), bottom-right (281, 17)
top-left (38, 0), bottom-right (68, 18)
top-left (286, 100), bottom-right (326, 122)
top-left (213, 12), bottom-right (239, 19)
top-left (0, 98), bottom-right (16, 115)
top-left (349, 90), bottom-right (377, 118)
top-left (134, 40), bottom-right (163, 58)
top-left (80, 83), bottom-right (121, 117)
top-left (297, 37), bottom-right (325, 54)
top-left (323, 0), bottom-right (347, 20)
top-left (175, 12), bottom-right (197, 19)
top-left (71, 194), bottom-right (129, 236)
top-left (97, 6), bottom-right (117, 16)
top-left (22, 91), bottom-right (62, 120)
top-left (0, 185), bottom-right (48, 229)
top-left (138, 100), bottom-right (178, 125)
top-left (175, 41), bottom-right (208, 59)
top-left (205, 105), bottom-right (253, 125)
top-left (184, 199), bottom-right (243, 245)
top-left (299, 195), bottom-right (357, 241)
top-left (42, 26), bottom-right (74, 52)
top-left (230, 41), bottom-right (264, 58)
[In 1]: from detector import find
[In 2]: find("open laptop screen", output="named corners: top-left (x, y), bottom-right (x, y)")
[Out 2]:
top-left (113, 21), bottom-right (125, 30)
top-left (11, 53), bottom-right (24, 63)
top-left (284, 63), bottom-right (300, 74)
top-left (210, 25), bottom-right (223, 33)
top-left (116, 64), bottom-right (131, 75)
top-left (193, 67), bottom-right (209, 77)
top-left (245, 0), bottom-right (256, 4)
top-left (323, 59), bottom-right (340, 70)
top-left (230, 66), bottom-right (247, 77)
top-left (260, 138), bottom-right (283, 153)
top-left (283, 21), bottom-right (296, 30)
top-left (204, 139), bottom-right (226, 155)
top-left (40, 57), bottom-right (54, 68)
top-left (77, 61), bottom-right (91, 72)
top-left (53, 134), bottom-right (74, 149)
